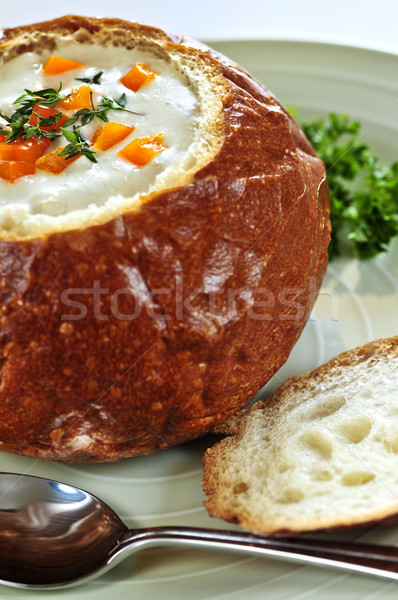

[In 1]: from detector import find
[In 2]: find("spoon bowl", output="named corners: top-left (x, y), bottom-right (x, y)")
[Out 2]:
top-left (1, 472), bottom-right (398, 589)
top-left (0, 474), bottom-right (127, 586)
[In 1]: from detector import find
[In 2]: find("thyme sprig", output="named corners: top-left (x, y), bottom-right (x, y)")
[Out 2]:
top-left (0, 83), bottom-right (144, 163)
top-left (75, 71), bottom-right (104, 85)
top-left (13, 84), bottom-right (66, 115)
top-left (58, 128), bottom-right (97, 163)
top-left (0, 85), bottom-right (66, 143)
top-left (29, 112), bottom-right (65, 140)
top-left (0, 115), bottom-right (30, 143)
top-left (0, 112), bottom-right (64, 143)
top-left (64, 92), bottom-right (142, 129)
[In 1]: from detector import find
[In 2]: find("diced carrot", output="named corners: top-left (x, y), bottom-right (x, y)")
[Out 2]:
top-left (0, 160), bottom-right (36, 182)
top-left (58, 86), bottom-right (94, 111)
top-left (35, 146), bottom-right (79, 174)
top-left (0, 137), bottom-right (51, 162)
top-left (120, 63), bottom-right (157, 92)
top-left (92, 122), bottom-right (135, 152)
top-left (0, 129), bottom-right (51, 182)
top-left (29, 104), bottom-right (68, 131)
top-left (118, 133), bottom-right (166, 166)
top-left (43, 56), bottom-right (86, 76)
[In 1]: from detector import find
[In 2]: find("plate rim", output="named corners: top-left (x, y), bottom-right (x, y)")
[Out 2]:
top-left (1, 34), bottom-right (398, 600)
top-left (202, 32), bottom-right (398, 58)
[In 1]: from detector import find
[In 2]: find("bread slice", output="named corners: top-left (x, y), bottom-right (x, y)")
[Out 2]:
top-left (203, 336), bottom-right (398, 534)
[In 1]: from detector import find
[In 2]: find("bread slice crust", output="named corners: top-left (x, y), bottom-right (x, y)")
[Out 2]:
top-left (0, 16), bottom-right (330, 462)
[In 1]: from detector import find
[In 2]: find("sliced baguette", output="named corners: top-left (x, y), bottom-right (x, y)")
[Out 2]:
top-left (203, 336), bottom-right (398, 534)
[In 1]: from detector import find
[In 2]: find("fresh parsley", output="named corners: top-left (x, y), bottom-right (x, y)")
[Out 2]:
top-left (302, 112), bottom-right (398, 259)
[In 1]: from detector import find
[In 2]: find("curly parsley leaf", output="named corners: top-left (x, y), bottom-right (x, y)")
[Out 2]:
top-left (302, 113), bottom-right (398, 259)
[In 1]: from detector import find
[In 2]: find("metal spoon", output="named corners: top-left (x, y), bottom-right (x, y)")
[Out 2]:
top-left (1, 472), bottom-right (398, 589)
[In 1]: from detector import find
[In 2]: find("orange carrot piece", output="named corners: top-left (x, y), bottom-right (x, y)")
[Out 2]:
top-left (0, 137), bottom-right (50, 162)
top-left (0, 160), bottom-right (36, 182)
top-left (120, 63), bottom-right (157, 92)
top-left (29, 104), bottom-right (68, 131)
top-left (118, 133), bottom-right (166, 166)
top-left (43, 56), bottom-right (86, 76)
top-left (92, 122), bottom-right (135, 151)
top-left (0, 132), bottom-right (50, 182)
top-left (35, 146), bottom-right (79, 174)
top-left (58, 86), bottom-right (94, 111)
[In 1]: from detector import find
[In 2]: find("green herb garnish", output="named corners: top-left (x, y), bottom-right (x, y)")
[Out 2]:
top-left (13, 85), bottom-right (66, 115)
top-left (302, 112), bottom-right (398, 259)
top-left (0, 82), bottom-right (143, 165)
top-left (0, 114), bottom-right (30, 142)
top-left (0, 85), bottom-right (66, 144)
top-left (58, 128), bottom-right (97, 163)
top-left (100, 93), bottom-right (127, 110)
top-left (0, 111), bottom-right (64, 144)
top-left (75, 71), bottom-right (104, 85)
top-left (62, 93), bottom-right (140, 129)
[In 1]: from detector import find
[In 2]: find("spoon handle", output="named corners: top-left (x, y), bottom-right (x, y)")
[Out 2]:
top-left (116, 526), bottom-right (398, 580)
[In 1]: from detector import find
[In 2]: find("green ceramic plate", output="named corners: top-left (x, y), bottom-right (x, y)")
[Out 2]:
top-left (1, 39), bottom-right (398, 600)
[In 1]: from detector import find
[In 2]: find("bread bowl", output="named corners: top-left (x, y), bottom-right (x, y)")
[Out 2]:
top-left (0, 15), bottom-right (330, 462)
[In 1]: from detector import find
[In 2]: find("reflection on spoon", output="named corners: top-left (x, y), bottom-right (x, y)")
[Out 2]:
top-left (1, 472), bottom-right (398, 589)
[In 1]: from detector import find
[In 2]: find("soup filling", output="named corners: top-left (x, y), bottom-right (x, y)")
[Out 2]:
top-left (0, 39), bottom-right (211, 237)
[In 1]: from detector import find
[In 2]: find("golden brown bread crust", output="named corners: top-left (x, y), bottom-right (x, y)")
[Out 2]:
top-left (0, 16), bottom-right (330, 462)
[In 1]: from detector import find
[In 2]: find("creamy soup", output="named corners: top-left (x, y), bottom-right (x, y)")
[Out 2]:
top-left (0, 40), bottom-right (203, 235)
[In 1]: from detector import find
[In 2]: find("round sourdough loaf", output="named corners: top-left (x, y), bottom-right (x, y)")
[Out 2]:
top-left (0, 16), bottom-right (330, 462)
